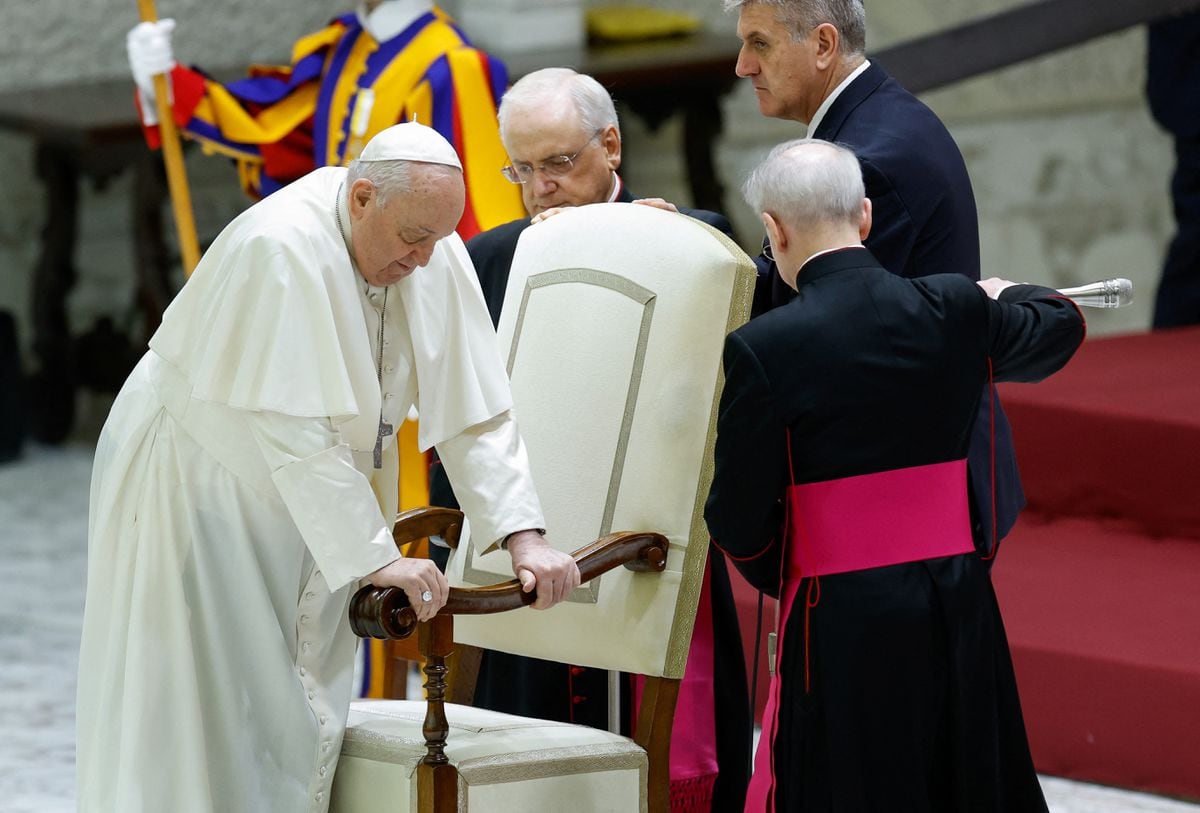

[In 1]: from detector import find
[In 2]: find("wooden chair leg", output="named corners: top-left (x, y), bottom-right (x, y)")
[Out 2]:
top-left (417, 614), bottom-right (459, 812)
top-left (634, 676), bottom-right (682, 813)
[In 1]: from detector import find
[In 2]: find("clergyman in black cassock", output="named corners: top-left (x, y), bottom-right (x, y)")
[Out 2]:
top-left (705, 139), bottom-right (1086, 811)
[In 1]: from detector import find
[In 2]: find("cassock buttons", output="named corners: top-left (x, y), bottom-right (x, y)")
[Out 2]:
top-left (308, 691), bottom-right (316, 700)
top-left (572, 695), bottom-right (587, 705)
top-left (570, 666), bottom-right (585, 676)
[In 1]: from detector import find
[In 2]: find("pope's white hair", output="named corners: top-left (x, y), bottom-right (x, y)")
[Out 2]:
top-left (346, 159), bottom-right (460, 207)
top-left (497, 67), bottom-right (619, 146)
top-left (723, 0), bottom-right (867, 55)
top-left (743, 138), bottom-right (864, 229)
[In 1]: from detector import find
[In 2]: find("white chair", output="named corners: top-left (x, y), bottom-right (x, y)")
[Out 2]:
top-left (331, 203), bottom-right (755, 813)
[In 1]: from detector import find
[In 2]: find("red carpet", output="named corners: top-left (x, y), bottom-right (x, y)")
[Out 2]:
top-left (997, 326), bottom-right (1200, 539)
top-left (993, 514), bottom-right (1200, 799)
top-left (995, 326), bottom-right (1200, 799)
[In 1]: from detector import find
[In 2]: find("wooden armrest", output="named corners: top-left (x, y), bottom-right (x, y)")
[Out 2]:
top-left (350, 531), bottom-right (668, 640)
top-left (392, 506), bottom-right (465, 550)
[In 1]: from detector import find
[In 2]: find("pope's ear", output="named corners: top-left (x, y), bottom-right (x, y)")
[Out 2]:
top-left (349, 178), bottom-right (376, 216)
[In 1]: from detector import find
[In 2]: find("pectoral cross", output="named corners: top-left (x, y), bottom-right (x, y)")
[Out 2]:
top-left (373, 417), bottom-right (394, 469)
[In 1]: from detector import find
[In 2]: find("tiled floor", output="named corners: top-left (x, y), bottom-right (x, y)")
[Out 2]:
top-left (2, 440), bottom-right (1198, 812)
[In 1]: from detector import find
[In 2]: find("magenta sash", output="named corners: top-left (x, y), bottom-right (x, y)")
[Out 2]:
top-left (744, 459), bottom-right (976, 811)
top-left (633, 556), bottom-right (719, 811)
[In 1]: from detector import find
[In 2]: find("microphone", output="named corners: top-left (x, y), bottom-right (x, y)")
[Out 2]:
top-left (1056, 277), bottom-right (1133, 308)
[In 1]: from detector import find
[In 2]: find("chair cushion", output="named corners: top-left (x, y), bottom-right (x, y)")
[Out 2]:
top-left (331, 699), bottom-right (647, 812)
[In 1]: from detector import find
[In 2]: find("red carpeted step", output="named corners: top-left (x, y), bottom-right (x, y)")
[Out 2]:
top-left (993, 512), bottom-right (1200, 800)
top-left (998, 326), bottom-right (1200, 539)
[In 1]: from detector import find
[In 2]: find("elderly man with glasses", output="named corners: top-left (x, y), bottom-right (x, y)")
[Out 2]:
top-left (462, 66), bottom-right (733, 322)
top-left (426, 66), bottom-right (752, 812)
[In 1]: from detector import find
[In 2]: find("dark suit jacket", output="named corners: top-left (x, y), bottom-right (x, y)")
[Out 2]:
top-left (1147, 12), bottom-right (1200, 139)
top-left (757, 61), bottom-right (1025, 548)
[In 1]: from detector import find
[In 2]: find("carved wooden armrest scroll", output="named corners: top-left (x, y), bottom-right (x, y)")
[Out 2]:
top-left (350, 507), bottom-right (669, 640)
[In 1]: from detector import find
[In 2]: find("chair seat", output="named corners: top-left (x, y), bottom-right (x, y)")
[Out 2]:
top-left (332, 700), bottom-right (648, 812)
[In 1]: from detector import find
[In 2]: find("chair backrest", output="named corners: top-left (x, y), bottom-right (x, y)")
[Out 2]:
top-left (446, 202), bottom-right (754, 680)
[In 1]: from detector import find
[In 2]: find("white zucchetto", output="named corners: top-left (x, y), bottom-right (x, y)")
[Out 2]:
top-left (357, 121), bottom-right (463, 170)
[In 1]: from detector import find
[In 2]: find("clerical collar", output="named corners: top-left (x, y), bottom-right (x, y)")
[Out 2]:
top-left (356, 0), bottom-right (432, 42)
top-left (806, 59), bottom-right (871, 137)
top-left (798, 244), bottom-right (866, 278)
top-left (608, 174), bottom-right (623, 202)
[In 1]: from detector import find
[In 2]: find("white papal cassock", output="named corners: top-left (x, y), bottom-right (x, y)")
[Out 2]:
top-left (76, 166), bottom-right (543, 813)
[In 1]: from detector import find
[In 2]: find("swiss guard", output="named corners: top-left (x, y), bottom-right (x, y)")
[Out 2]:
top-left (126, 0), bottom-right (524, 238)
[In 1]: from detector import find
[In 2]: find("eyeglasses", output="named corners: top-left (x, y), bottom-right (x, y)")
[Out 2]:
top-left (501, 129), bottom-right (603, 185)
top-left (760, 234), bottom-right (775, 264)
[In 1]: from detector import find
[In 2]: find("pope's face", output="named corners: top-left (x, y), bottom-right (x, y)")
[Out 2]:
top-left (502, 103), bottom-right (621, 217)
top-left (735, 3), bottom-right (822, 123)
top-left (348, 168), bottom-right (465, 287)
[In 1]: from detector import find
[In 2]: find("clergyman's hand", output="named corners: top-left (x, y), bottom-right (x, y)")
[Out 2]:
top-left (366, 556), bottom-right (449, 623)
top-left (977, 277), bottom-right (1018, 300)
top-left (632, 197), bottom-right (680, 214)
top-left (506, 531), bottom-right (581, 610)
top-left (530, 207), bottom-right (568, 225)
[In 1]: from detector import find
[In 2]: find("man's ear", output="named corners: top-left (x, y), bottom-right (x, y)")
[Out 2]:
top-left (762, 211), bottom-right (786, 256)
top-left (813, 23), bottom-right (840, 71)
top-left (601, 124), bottom-right (622, 170)
top-left (349, 178), bottom-right (376, 219)
top-left (858, 197), bottom-right (872, 241)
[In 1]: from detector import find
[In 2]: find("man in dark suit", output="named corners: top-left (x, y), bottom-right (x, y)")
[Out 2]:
top-left (1147, 11), bottom-right (1200, 328)
top-left (429, 67), bottom-right (751, 812)
top-left (727, 0), bottom-right (1024, 554)
top-left (707, 138), bottom-right (1084, 812)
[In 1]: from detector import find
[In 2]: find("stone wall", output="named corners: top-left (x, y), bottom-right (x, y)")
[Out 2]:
top-left (0, 0), bottom-right (1175, 360)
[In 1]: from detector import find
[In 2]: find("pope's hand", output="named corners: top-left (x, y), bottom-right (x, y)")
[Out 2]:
top-left (127, 19), bottom-right (177, 126)
top-left (366, 557), bottom-right (449, 623)
top-left (506, 531), bottom-right (581, 610)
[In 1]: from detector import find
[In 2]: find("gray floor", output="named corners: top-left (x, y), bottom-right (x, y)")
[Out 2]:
top-left (2, 439), bottom-right (1198, 813)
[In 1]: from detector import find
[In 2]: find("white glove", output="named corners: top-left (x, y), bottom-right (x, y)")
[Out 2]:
top-left (127, 18), bottom-right (177, 126)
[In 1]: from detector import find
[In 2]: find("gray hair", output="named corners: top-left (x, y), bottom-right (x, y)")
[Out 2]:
top-left (497, 67), bottom-right (619, 145)
top-left (346, 158), bottom-right (460, 208)
top-left (723, 0), bottom-right (867, 56)
top-left (743, 138), bottom-right (864, 229)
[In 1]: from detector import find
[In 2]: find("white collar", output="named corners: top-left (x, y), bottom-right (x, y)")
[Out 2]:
top-left (608, 173), bottom-right (622, 202)
top-left (356, 0), bottom-right (433, 42)
top-left (806, 59), bottom-right (871, 138)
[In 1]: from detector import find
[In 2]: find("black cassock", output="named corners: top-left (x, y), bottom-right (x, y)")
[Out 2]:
top-left (706, 247), bottom-right (1085, 812)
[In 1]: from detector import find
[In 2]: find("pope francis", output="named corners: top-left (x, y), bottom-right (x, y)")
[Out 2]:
top-left (75, 122), bottom-right (580, 813)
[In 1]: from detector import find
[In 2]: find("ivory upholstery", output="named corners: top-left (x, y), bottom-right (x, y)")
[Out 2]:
top-left (333, 702), bottom-right (646, 812)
